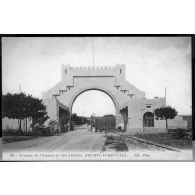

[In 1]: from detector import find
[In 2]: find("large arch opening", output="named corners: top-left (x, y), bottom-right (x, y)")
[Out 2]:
top-left (70, 89), bottom-right (118, 130)
top-left (72, 89), bottom-right (116, 118)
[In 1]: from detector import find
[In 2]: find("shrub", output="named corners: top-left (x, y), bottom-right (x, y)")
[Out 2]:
top-left (47, 120), bottom-right (60, 135)
top-left (168, 128), bottom-right (192, 140)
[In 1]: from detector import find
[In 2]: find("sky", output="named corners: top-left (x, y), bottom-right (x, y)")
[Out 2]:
top-left (72, 90), bottom-right (115, 117)
top-left (2, 37), bottom-right (192, 116)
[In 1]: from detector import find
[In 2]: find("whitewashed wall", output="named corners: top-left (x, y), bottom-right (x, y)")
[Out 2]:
top-left (2, 117), bottom-right (32, 131)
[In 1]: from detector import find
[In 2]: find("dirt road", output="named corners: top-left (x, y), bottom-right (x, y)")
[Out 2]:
top-left (2, 126), bottom-right (192, 160)
top-left (3, 124), bottom-right (106, 152)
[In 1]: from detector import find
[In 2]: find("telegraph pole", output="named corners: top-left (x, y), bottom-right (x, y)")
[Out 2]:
top-left (19, 83), bottom-right (21, 93)
top-left (92, 44), bottom-right (95, 67)
top-left (165, 87), bottom-right (166, 106)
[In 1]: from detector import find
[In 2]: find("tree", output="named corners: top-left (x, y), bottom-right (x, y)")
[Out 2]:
top-left (71, 113), bottom-right (77, 124)
top-left (2, 93), bottom-right (29, 131)
top-left (26, 95), bottom-right (48, 128)
top-left (2, 93), bottom-right (48, 131)
top-left (104, 114), bottom-right (115, 117)
top-left (154, 106), bottom-right (178, 132)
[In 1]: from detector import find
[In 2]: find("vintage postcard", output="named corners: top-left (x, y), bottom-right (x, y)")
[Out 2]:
top-left (1, 36), bottom-right (193, 161)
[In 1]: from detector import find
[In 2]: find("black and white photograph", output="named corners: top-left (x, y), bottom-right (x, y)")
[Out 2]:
top-left (1, 1), bottom-right (195, 195)
top-left (1, 36), bottom-right (192, 161)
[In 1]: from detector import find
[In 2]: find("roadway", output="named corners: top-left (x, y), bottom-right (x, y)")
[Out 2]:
top-left (3, 124), bottom-right (106, 153)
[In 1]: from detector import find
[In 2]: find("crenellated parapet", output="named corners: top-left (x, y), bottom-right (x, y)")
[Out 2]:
top-left (43, 64), bottom-right (145, 100)
top-left (61, 64), bottom-right (126, 79)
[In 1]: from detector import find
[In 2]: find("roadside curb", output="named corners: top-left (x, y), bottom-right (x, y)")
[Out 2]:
top-left (126, 136), bottom-right (182, 152)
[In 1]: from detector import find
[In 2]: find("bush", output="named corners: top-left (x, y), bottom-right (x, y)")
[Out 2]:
top-left (47, 120), bottom-right (60, 135)
top-left (168, 128), bottom-right (192, 140)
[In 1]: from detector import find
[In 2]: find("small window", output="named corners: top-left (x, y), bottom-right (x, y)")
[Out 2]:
top-left (120, 69), bottom-right (122, 74)
top-left (65, 69), bottom-right (67, 74)
top-left (146, 105), bottom-right (151, 108)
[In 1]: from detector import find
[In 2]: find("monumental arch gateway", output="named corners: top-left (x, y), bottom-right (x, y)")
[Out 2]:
top-left (42, 64), bottom-right (166, 134)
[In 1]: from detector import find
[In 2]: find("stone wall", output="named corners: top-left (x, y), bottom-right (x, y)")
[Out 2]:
top-left (168, 116), bottom-right (188, 129)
